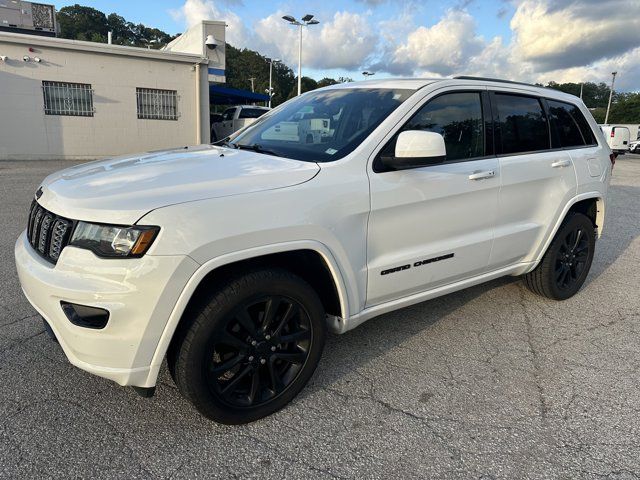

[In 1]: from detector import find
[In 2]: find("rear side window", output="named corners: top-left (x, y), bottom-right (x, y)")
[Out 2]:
top-left (547, 100), bottom-right (585, 147)
top-left (568, 104), bottom-right (597, 146)
top-left (547, 100), bottom-right (597, 147)
top-left (495, 94), bottom-right (550, 154)
top-left (239, 108), bottom-right (267, 119)
top-left (398, 92), bottom-right (485, 161)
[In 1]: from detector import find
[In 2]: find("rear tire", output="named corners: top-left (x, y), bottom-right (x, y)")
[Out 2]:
top-left (169, 269), bottom-right (326, 424)
top-left (523, 212), bottom-right (595, 300)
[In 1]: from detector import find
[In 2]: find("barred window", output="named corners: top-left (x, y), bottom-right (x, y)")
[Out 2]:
top-left (136, 88), bottom-right (179, 120)
top-left (42, 81), bottom-right (94, 117)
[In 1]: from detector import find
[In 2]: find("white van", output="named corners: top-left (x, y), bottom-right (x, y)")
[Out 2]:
top-left (601, 125), bottom-right (630, 154)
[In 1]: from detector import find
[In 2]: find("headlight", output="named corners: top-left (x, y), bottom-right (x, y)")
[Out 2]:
top-left (70, 222), bottom-right (159, 258)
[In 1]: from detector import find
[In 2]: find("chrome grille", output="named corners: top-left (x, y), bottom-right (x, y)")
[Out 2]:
top-left (27, 201), bottom-right (74, 264)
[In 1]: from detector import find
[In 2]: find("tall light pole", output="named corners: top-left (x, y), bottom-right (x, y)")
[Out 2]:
top-left (604, 71), bottom-right (617, 125)
top-left (267, 58), bottom-right (280, 108)
top-left (282, 14), bottom-right (320, 96)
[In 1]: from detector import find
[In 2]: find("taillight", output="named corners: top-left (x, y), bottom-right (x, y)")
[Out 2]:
top-left (611, 130), bottom-right (615, 137)
top-left (610, 153), bottom-right (616, 168)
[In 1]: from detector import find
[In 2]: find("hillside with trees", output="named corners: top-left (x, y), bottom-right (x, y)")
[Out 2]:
top-left (55, 5), bottom-right (639, 119)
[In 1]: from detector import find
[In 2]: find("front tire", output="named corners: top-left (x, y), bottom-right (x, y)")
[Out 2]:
top-left (523, 212), bottom-right (595, 300)
top-left (169, 269), bottom-right (326, 424)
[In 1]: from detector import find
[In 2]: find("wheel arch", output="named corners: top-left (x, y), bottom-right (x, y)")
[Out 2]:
top-left (144, 241), bottom-right (349, 386)
top-left (530, 192), bottom-right (604, 271)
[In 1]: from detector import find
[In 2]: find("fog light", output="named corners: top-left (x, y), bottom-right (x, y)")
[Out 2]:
top-left (60, 302), bottom-right (110, 329)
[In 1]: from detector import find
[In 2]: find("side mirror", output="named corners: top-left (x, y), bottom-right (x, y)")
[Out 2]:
top-left (381, 130), bottom-right (446, 170)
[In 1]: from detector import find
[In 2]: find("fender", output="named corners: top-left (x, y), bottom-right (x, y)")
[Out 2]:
top-left (141, 240), bottom-right (351, 387)
top-left (524, 191), bottom-right (604, 274)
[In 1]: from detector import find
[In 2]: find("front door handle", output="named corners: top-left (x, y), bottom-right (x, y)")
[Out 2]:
top-left (468, 170), bottom-right (495, 180)
top-left (551, 159), bottom-right (572, 168)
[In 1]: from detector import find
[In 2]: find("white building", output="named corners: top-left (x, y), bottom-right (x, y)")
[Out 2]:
top-left (0, 20), bottom-right (226, 160)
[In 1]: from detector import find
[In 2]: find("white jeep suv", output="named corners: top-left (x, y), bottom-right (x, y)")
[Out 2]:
top-left (15, 77), bottom-right (612, 424)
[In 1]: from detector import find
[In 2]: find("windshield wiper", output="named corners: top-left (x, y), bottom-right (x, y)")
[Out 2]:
top-left (213, 138), bottom-right (238, 149)
top-left (235, 143), bottom-right (281, 157)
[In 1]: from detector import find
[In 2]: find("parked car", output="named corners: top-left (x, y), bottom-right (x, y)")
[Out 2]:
top-left (630, 139), bottom-right (640, 153)
top-left (600, 125), bottom-right (630, 154)
top-left (211, 105), bottom-right (270, 141)
top-left (16, 77), bottom-right (612, 424)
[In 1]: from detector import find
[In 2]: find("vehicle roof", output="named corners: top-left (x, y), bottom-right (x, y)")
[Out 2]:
top-left (319, 76), bottom-right (585, 105)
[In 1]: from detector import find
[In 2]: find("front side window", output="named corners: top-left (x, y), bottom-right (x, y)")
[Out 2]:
top-left (239, 108), bottom-right (267, 119)
top-left (495, 94), bottom-right (550, 154)
top-left (231, 88), bottom-right (414, 162)
top-left (547, 100), bottom-right (587, 148)
top-left (397, 92), bottom-right (485, 161)
top-left (42, 81), bottom-right (94, 117)
top-left (136, 88), bottom-right (178, 120)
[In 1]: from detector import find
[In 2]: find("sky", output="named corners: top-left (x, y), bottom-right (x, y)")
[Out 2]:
top-left (51, 0), bottom-right (640, 92)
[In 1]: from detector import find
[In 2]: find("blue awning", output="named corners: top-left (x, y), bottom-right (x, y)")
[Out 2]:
top-left (210, 85), bottom-right (269, 105)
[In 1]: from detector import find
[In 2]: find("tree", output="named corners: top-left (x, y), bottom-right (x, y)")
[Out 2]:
top-left (286, 77), bottom-right (319, 99)
top-left (223, 44), bottom-right (297, 107)
top-left (546, 81), bottom-right (640, 123)
top-left (57, 5), bottom-right (108, 43)
top-left (317, 77), bottom-right (339, 88)
top-left (57, 5), bottom-right (176, 49)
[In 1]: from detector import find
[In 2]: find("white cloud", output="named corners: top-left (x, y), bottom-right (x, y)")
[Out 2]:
top-left (392, 11), bottom-right (485, 75)
top-left (168, 0), bottom-right (640, 91)
top-left (254, 11), bottom-right (377, 70)
top-left (510, 0), bottom-right (640, 72)
top-left (169, 0), bottom-right (248, 47)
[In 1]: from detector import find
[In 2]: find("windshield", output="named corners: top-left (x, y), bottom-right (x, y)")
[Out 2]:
top-left (230, 88), bottom-right (414, 162)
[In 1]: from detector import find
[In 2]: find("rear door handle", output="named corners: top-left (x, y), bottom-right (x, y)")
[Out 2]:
top-left (468, 170), bottom-right (495, 180)
top-left (551, 159), bottom-right (572, 168)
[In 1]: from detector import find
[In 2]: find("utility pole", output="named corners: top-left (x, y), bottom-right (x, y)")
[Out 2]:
top-left (604, 71), bottom-right (617, 125)
top-left (267, 59), bottom-right (280, 108)
top-left (579, 82), bottom-right (583, 99)
top-left (248, 77), bottom-right (256, 93)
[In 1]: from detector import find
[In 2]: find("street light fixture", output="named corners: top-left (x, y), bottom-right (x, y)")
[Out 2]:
top-left (362, 71), bottom-right (375, 77)
top-left (604, 71), bottom-right (617, 125)
top-left (282, 14), bottom-right (320, 96)
top-left (267, 58), bottom-right (280, 108)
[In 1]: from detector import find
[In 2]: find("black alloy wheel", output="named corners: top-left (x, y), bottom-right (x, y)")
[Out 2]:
top-left (523, 212), bottom-right (595, 300)
top-left (554, 225), bottom-right (590, 291)
top-left (204, 295), bottom-right (313, 408)
top-left (169, 269), bottom-right (326, 424)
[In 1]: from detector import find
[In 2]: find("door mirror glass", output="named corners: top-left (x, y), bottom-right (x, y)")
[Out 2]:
top-left (382, 131), bottom-right (446, 170)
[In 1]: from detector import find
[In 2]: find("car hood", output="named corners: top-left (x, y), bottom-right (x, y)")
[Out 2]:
top-left (37, 145), bottom-right (320, 225)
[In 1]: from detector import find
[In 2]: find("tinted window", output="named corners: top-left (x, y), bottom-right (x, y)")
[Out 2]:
top-left (567, 103), bottom-right (597, 145)
top-left (400, 92), bottom-right (485, 161)
top-left (495, 94), bottom-right (549, 154)
top-left (232, 89), bottom-right (413, 162)
top-left (547, 100), bottom-right (585, 147)
top-left (239, 108), bottom-right (268, 119)
top-left (222, 108), bottom-right (236, 121)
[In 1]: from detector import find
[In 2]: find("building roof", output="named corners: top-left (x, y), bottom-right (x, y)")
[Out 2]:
top-left (0, 31), bottom-right (206, 64)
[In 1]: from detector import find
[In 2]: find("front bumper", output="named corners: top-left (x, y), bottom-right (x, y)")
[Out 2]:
top-left (15, 231), bottom-right (199, 387)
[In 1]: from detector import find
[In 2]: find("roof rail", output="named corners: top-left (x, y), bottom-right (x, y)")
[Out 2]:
top-left (453, 76), bottom-right (544, 88)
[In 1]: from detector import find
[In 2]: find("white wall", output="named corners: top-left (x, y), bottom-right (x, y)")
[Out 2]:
top-left (0, 33), bottom-right (210, 160)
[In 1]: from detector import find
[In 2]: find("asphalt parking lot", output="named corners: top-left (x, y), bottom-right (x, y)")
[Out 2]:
top-left (1, 154), bottom-right (639, 479)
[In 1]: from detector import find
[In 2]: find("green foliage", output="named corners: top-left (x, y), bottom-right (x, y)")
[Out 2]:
top-left (57, 5), bottom-right (108, 43)
top-left (545, 81), bottom-right (640, 123)
top-left (57, 5), bottom-right (176, 49)
top-left (224, 44), bottom-right (295, 107)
